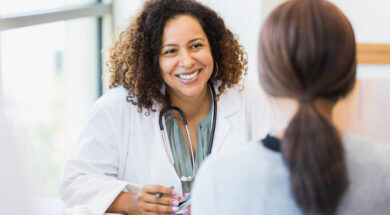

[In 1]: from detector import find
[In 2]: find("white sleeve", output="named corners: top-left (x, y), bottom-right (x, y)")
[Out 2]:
top-left (59, 98), bottom-right (140, 215)
top-left (191, 158), bottom-right (219, 215)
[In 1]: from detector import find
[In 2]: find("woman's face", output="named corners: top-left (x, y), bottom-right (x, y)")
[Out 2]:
top-left (159, 15), bottom-right (214, 100)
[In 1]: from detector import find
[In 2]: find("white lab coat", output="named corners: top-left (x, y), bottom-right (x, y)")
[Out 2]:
top-left (60, 79), bottom-right (274, 215)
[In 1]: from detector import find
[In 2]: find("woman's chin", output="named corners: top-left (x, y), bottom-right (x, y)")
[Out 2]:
top-left (177, 84), bottom-right (208, 100)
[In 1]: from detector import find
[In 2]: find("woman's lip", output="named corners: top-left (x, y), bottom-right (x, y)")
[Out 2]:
top-left (175, 69), bottom-right (202, 76)
top-left (176, 69), bottom-right (201, 84)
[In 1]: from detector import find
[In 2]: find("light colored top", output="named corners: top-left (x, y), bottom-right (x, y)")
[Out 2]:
top-left (165, 95), bottom-right (213, 193)
top-left (192, 133), bottom-right (390, 215)
top-left (60, 79), bottom-right (275, 215)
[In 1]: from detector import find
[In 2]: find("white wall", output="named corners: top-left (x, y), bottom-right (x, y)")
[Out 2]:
top-left (112, 0), bottom-right (262, 81)
top-left (261, 0), bottom-right (390, 44)
top-left (261, 0), bottom-right (390, 79)
top-left (261, 0), bottom-right (285, 22)
top-left (330, 0), bottom-right (390, 43)
top-left (112, 0), bottom-right (390, 80)
top-left (112, 0), bottom-right (143, 30)
top-left (198, 0), bottom-right (262, 81)
top-left (329, 0), bottom-right (390, 79)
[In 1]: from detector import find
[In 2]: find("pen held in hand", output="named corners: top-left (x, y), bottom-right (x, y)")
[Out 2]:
top-left (155, 185), bottom-right (175, 198)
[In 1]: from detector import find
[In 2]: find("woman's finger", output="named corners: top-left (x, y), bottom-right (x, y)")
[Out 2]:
top-left (141, 212), bottom-right (170, 215)
top-left (140, 211), bottom-right (169, 215)
top-left (143, 185), bottom-right (176, 196)
top-left (144, 195), bottom-right (179, 207)
top-left (141, 202), bottom-right (175, 213)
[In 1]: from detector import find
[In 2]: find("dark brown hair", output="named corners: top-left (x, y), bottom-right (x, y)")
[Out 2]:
top-left (107, 0), bottom-right (247, 114)
top-left (258, 0), bottom-right (356, 214)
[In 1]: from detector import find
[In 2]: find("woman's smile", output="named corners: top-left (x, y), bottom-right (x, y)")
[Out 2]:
top-left (176, 69), bottom-right (202, 83)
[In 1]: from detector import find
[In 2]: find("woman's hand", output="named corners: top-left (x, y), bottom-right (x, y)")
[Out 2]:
top-left (133, 185), bottom-right (181, 215)
top-left (185, 206), bottom-right (191, 215)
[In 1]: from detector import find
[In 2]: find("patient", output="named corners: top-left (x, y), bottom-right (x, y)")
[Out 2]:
top-left (191, 0), bottom-right (390, 214)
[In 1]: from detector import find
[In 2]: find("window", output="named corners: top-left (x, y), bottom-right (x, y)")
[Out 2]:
top-left (0, 0), bottom-right (96, 15)
top-left (0, 1), bottom-right (112, 197)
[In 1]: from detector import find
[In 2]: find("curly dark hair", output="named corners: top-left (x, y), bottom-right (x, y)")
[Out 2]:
top-left (107, 0), bottom-right (247, 113)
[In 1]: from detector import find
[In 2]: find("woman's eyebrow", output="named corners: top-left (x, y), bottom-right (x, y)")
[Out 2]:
top-left (162, 37), bottom-right (205, 48)
top-left (161, 43), bottom-right (178, 48)
top-left (189, 38), bottom-right (205, 43)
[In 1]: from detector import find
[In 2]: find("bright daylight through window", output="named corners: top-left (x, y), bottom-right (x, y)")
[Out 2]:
top-left (0, 0), bottom-right (112, 197)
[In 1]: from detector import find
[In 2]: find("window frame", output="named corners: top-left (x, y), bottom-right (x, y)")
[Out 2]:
top-left (0, 1), bottom-right (112, 103)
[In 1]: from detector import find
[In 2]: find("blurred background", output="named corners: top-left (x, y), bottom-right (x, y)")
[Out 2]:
top-left (0, 0), bottom-right (389, 213)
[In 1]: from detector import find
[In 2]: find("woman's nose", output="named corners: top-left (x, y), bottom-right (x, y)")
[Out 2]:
top-left (179, 50), bottom-right (195, 68)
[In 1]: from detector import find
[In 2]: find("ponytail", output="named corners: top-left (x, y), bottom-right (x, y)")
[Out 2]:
top-left (258, 0), bottom-right (356, 213)
top-left (282, 102), bottom-right (348, 215)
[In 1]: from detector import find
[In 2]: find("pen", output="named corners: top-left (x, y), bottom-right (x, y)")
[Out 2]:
top-left (155, 186), bottom-right (174, 198)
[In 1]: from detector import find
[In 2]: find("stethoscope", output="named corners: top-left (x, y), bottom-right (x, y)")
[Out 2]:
top-left (159, 82), bottom-right (217, 182)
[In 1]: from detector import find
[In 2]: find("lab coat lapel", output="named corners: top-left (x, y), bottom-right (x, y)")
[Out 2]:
top-left (211, 87), bottom-right (240, 155)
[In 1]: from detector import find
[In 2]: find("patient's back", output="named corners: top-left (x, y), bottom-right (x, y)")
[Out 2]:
top-left (192, 133), bottom-right (390, 215)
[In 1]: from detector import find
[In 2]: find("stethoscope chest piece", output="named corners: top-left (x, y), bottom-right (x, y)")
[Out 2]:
top-left (180, 176), bottom-right (193, 182)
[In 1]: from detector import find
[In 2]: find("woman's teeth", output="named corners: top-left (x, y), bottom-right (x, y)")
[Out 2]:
top-left (177, 70), bottom-right (200, 80)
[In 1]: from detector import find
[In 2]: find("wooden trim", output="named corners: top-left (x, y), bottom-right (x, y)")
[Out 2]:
top-left (357, 43), bottom-right (390, 64)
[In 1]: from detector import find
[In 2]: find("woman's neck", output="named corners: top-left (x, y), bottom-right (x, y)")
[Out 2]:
top-left (167, 86), bottom-right (211, 122)
top-left (273, 98), bottom-right (339, 139)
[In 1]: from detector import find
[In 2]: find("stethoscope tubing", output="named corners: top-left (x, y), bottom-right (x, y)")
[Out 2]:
top-left (158, 82), bottom-right (217, 181)
top-left (208, 82), bottom-right (217, 155)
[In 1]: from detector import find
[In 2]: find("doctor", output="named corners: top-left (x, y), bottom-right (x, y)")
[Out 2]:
top-left (60, 0), bottom-right (272, 214)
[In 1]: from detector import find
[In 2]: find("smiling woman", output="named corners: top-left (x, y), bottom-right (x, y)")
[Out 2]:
top-left (108, 0), bottom-right (247, 114)
top-left (159, 15), bottom-right (214, 104)
top-left (59, 0), bottom-right (273, 214)
top-left (160, 15), bottom-right (213, 97)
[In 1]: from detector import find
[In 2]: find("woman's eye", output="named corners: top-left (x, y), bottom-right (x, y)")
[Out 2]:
top-left (191, 43), bottom-right (203, 49)
top-left (163, 49), bottom-right (176, 55)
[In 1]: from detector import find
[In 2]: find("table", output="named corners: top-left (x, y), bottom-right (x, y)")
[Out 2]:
top-left (33, 198), bottom-right (123, 215)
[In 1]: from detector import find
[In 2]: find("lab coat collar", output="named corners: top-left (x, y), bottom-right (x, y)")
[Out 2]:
top-left (151, 81), bottom-right (242, 155)
top-left (150, 82), bottom-right (241, 194)
top-left (210, 83), bottom-right (241, 154)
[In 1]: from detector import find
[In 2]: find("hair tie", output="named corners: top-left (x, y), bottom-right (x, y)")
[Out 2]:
top-left (298, 97), bottom-right (312, 104)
